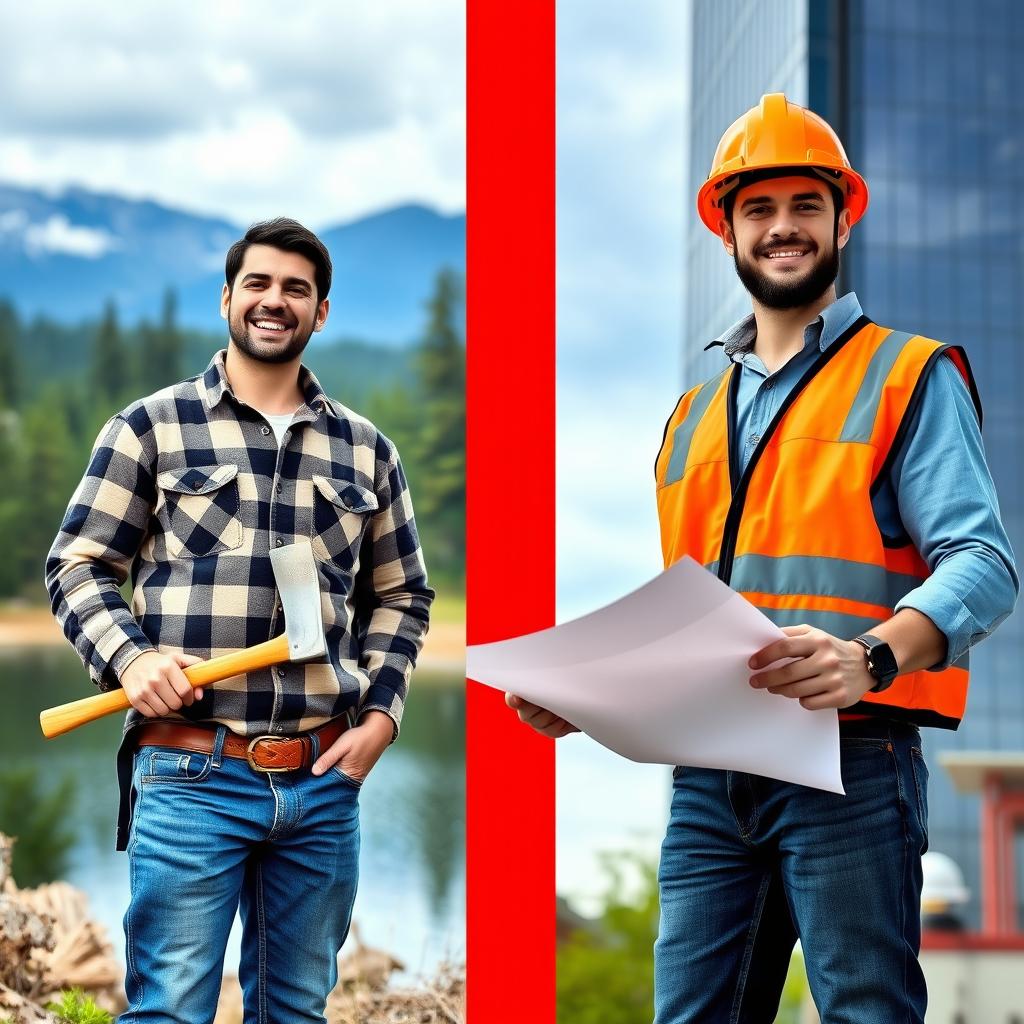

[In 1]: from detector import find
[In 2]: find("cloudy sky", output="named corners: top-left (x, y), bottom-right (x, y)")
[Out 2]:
top-left (0, 2), bottom-right (464, 227)
top-left (557, 1), bottom-right (692, 618)
top-left (555, 2), bottom-right (694, 909)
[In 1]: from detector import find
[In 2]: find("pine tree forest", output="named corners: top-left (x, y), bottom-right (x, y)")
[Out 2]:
top-left (0, 271), bottom-right (465, 600)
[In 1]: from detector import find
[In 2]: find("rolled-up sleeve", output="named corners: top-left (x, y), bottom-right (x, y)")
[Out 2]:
top-left (354, 437), bottom-right (434, 738)
top-left (888, 355), bottom-right (1018, 668)
top-left (44, 414), bottom-right (157, 690)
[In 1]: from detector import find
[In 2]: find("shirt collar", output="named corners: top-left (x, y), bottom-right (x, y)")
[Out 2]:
top-left (712, 291), bottom-right (864, 361)
top-left (202, 349), bottom-right (336, 418)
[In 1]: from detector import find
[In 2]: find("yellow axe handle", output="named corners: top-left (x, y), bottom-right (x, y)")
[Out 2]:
top-left (39, 633), bottom-right (291, 739)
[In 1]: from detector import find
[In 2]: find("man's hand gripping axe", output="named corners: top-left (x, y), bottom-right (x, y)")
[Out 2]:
top-left (39, 540), bottom-right (326, 738)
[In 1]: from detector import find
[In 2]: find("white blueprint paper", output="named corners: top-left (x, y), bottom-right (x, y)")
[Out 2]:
top-left (466, 556), bottom-right (844, 794)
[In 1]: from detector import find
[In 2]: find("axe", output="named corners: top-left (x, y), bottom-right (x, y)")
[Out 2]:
top-left (39, 540), bottom-right (326, 738)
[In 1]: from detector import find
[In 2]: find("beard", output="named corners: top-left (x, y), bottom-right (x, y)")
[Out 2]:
top-left (227, 304), bottom-right (315, 364)
top-left (733, 230), bottom-right (840, 310)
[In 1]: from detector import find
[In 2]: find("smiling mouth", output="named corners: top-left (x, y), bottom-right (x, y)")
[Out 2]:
top-left (249, 318), bottom-right (294, 334)
top-left (761, 248), bottom-right (813, 261)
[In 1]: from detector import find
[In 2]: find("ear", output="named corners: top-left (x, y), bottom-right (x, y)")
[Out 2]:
top-left (836, 207), bottom-right (852, 251)
top-left (220, 283), bottom-right (230, 321)
top-left (719, 218), bottom-right (736, 257)
top-left (314, 298), bottom-right (330, 331)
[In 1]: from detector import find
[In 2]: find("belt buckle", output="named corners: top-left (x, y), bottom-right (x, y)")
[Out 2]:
top-left (246, 735), bottom-right (292, 773)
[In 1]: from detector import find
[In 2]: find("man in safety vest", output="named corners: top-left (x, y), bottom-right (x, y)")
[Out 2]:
top-left (508, 94), bottom-right (1017, 1021)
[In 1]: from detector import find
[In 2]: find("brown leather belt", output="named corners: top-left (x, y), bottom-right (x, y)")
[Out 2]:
top-left (135, 718), bottom-right (351, 773)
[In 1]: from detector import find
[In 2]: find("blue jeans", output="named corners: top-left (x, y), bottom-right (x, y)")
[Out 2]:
top-left (119, 726), bottom-right (361, 1024)
top-left (655, 719), bottom-right (929, 1023)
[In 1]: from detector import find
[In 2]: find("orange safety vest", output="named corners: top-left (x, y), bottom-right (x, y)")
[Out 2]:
top-left (655, 315), bottom-right (981, 730)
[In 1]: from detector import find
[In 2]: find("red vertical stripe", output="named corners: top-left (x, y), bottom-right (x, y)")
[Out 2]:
top-left (466, 2), bottom-right (556, 1022)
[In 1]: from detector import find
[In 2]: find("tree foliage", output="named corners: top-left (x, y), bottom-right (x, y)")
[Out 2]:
top-left (364, 267), bottom-right (465, 588)
top-left (557, 848), bottom-right (812, 1024)
top-left (557, 851), bottom-right (660, 1024)
top-left (0, 299), bottom-right (20, 409)
top-left (0, 766), bottom-right (77, 887)
top-left (0, 276), bottom-right (466, 600)
top-left (90, 301), bottom-right (127, 408)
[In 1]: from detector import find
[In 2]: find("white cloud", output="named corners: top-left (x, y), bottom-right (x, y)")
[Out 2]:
top-left (554, 2), bottom-right (692, 909)
top-left (556, 1), bottom-right (691, 616)
top-left (0, 2), bottom-right (465, 226)
top-left (23, 215), bottom-right (119, 258)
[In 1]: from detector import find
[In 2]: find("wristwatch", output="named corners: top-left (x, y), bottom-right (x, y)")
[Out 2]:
top-left (852, 634), bottom-right (898, 693)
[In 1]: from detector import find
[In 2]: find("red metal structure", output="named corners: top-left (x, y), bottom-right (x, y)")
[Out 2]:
top-left (932, 752), bottom-right (1024, 949)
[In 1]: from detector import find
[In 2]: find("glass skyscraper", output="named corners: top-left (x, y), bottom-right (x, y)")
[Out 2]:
top-left (684, 0), bottom-right (1024, 928)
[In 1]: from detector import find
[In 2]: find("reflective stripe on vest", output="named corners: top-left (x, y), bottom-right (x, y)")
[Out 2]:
top-left (655, 318), bottom-right (980, 730)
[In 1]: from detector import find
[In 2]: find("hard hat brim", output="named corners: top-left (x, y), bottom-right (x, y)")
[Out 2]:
top-left (697, 162), bottom-right (869, 234)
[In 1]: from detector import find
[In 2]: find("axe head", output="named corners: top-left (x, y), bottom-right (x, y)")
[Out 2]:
top-left (269, 539), bottom-right (327, 662)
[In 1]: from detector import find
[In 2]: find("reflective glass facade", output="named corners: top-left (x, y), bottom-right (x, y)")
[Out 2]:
top-left (685, 0), bottom-right (1024, 927)
top-left (684, 0), bottom-right (809, 383)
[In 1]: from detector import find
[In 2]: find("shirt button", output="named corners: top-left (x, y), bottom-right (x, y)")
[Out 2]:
top-left (275, 537), bottom-right (284, 547)
top-left (274, 725), bottom-right (284, 734)
top-left (276, 482), bottom-right (282, 494)
top-left (764, 379), bottom-right (775, 391)
top-left (192, 481), bottom-right (202, 490)
top-left (276, 667), bottom-right (286, 678)
top-left (261, 426), bottom-right (271, 436)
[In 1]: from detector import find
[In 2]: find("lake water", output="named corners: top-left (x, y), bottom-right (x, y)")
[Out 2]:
top-left (0, 646), bottom-right (464, 983)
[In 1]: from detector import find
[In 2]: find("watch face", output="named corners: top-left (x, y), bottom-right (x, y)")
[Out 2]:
top-left (867, 642), bottom-right (898, 685)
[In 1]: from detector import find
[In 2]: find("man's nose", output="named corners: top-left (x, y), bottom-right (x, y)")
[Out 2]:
top-left (261, 285), bottom-right (286, 308)
top-left (768, 213), bottom-right (800, 239)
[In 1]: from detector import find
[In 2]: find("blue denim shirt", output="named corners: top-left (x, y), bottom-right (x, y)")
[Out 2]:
top-left (714, 291), bottom-right (1018, 669)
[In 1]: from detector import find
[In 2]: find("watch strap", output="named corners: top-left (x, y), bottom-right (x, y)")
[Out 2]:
top-left (852, 633), bottom-right (898, 693)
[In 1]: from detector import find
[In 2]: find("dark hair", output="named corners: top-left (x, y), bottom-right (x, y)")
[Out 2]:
top-left (225, 217), bottom-right (332, 301)
top-left (722, 168), bottom-right (845, 227)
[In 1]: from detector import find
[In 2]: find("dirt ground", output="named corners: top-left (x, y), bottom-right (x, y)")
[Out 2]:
top-left (0, 607), bottom-right (465, 674)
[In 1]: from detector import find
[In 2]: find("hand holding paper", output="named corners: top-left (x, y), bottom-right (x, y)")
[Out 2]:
top-left (505, 692), bottom-right (580, 738)
top-left (468, 556), bottom-right (843, 794)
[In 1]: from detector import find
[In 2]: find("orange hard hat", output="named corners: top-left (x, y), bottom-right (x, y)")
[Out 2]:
top-left (697, 93), bottom-right (869, 234)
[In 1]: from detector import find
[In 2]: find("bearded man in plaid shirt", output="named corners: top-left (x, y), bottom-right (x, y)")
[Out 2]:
top-left (46, 218), bottom-right (433, 1023)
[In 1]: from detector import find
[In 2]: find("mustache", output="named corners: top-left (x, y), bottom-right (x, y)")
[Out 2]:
top-left (247, 308), bottom-right (297, 327)
top-left (756, 241), bottom-right (817, 256)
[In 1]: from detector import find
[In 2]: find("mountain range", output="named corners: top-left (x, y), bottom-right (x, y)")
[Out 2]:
top-left (0, 183), bottom-right (465, 346)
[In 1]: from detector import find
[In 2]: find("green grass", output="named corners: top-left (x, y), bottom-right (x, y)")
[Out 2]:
top-left (45, 990), bottom-right (114, 1024)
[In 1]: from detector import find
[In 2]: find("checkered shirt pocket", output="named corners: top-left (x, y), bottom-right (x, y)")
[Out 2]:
top-left (311, 474), bottom-right (379, 573)
top-left (155, 464), bottom-right (242, 559)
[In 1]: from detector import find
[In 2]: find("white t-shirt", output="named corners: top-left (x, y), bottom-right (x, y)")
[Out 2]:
top-left (259, 411), bottom-right (295, 447)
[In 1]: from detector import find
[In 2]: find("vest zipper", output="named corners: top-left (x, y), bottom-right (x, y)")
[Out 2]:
top-left (715, 315), bottom-right (872, 585)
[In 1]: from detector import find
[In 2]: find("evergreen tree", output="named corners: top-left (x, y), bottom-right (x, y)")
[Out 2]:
top-left (134, 319), bottom-right (158, 394)
top-left (90, 300), bottom-right (127, 408)
top-left (412, 268), bottom-right (465, 585)
top-left (0, 410), bottom-right (22, 596)
top-left (16, 389), bottom-right (79, 598)
top-left (152, 287), bottom-right (183, 387)
top-left (0, 298), bottom-right (20, 409)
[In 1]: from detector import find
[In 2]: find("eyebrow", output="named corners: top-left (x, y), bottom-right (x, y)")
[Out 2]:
top-left (240, 272), bottom-right (313, 292)
top-left (740, 191), bottom-right (827, 210)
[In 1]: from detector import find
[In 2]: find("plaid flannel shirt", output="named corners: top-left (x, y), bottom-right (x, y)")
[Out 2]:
top-left (46, 349), bottom-right (433, 742)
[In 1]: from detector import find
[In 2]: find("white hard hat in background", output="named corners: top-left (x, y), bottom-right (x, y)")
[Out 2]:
top-left (921, 851), bottom-right (970, 911)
